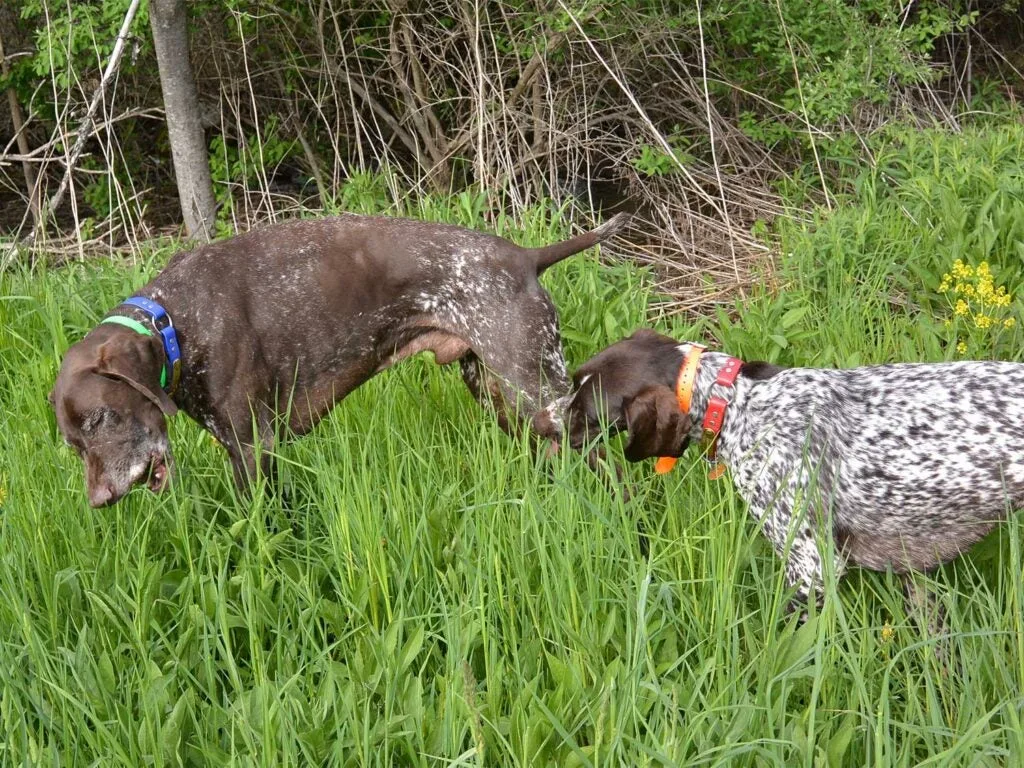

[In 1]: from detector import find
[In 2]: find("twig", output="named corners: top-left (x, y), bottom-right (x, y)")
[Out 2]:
top-left (272, 69), bottom-right (327, 204)
top-left (695, 0), bottom-right (741, 293)
top-left (21, 0), bottom-right (143, 246)
top-left (1, 107), bottom-right (165, 161)
top-left (0, 28), bottom-right (40, 226)
top-left (772, 0), bottom-right (832, 211)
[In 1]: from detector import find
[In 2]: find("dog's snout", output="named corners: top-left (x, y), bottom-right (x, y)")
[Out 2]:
top-left (88, 480), bottom-right (116, 508)
top-left (531, 406), bottom-right (562, 438)
top-left (532, 394), bottom-right (575, 439)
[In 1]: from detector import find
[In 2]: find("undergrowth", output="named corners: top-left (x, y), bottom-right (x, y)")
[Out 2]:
top-left (1, 123), bottom-right (1023, 765)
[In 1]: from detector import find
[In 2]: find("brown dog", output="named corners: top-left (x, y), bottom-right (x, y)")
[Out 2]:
top-left (51, 213), bottom-right (627, 506)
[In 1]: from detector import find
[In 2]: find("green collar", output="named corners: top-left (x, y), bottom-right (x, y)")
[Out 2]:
top-left (100, 315), bottom-right (168, 389)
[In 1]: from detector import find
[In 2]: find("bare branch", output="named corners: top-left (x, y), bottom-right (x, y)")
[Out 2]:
top-left (23, 0), bottom-right (143, 245)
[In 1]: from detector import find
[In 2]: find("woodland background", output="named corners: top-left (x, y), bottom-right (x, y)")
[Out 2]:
top-left (2, 0), bottom-right (1021, 308)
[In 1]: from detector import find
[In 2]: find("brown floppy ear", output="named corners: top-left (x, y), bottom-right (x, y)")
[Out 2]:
top-left (96, 368), bottom-right (178, 416)
top-left (94, 334), bottom-right (178, 417)
top-left (622, 385), bottom-right (691, 462)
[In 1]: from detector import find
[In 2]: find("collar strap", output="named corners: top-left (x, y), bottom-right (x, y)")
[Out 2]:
top-left (674, 343), bottom-right (705, 413)
top-left (654, 343), bottom-right (705, 474)
top-left (100, 296), bottom-right (182, 396)
top-left (654, 346), bottom-right (742, 477)
top-left (699, 356), bottom-right (743, 464)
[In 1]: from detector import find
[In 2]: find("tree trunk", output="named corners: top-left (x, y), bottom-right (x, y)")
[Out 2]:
top-left (149, 0), bottom-right (216, 241)
top-left (0, 28), bottom-right (39, 227)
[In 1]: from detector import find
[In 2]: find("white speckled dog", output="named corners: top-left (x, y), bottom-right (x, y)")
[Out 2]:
top-left (556, 329), bottom-right (1024, 615)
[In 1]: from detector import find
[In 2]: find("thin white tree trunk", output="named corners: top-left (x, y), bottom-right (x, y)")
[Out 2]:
top-left (149, 0), bottom-right (216, 242)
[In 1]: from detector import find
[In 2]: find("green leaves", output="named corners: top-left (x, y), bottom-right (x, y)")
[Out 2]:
top-left (716, 122), bottom-right (1024, 369)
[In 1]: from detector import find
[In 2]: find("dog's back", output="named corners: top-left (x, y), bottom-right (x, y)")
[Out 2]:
top-left (726, 360), bottom-right (1024, 570)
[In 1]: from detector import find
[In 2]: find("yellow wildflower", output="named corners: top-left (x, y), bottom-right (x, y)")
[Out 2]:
top-left (955, 260), bottom-right (973, 279)
top-left (881, 623), bottom-right (895, 643)
top-left (940, 257), bottom-right (1016, 344)
top-left (956, 341), bottom-right (968, 355)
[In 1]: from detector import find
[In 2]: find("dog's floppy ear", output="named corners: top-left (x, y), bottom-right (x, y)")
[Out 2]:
top-left (94, 335), bottom-right (178, 417)
top-left (622, 385), bottom-right (690, 462)
top-left (96, 368), bottom-right (178, 416)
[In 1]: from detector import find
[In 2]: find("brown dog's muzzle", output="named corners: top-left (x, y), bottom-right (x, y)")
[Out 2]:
top-left (85, 448), bottom-right (173, 507)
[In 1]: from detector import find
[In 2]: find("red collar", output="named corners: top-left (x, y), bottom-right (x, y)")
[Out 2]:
top-left (655, 346), bottom-right (743, 479)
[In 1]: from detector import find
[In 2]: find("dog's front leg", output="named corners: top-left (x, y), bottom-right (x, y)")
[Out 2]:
top-left (459, 352), bottom-right (517, 435)
top-left (746, 474), bottom-right (843, 620)
top-left (225, 441), bottom-right (256, 492)
top-left (219, 404), bottom-right (279, 498)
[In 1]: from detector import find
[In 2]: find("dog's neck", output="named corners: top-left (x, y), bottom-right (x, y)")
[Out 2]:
top-left (673, 344), bottom-right (743, 441)
top-left (103, 303), bottom-right (173, 368)
top-left (119, 281), bottom-right (205, 415)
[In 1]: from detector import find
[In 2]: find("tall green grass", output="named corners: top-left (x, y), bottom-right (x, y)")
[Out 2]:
top-left (2, 124), bottom-right (1024, 765)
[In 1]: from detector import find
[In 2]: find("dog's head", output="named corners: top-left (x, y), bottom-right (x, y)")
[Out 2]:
top-left (545, 329), bottom-right (694, 462)
top-left (50, 327), bottom-right (177, 507)
top-left (442, 270), bottom-right (576, 445)
top-left (432, 215), bottom-right (632, 446)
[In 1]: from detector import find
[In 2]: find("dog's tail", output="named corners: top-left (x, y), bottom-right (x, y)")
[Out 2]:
top-left (529, 212), bottom-right (630, 274)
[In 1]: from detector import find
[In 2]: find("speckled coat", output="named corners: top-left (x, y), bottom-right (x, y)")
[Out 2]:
top-left (51, 212), bottom-right (627, 505)
top-left (562, 329), bottom-right (1024, 606)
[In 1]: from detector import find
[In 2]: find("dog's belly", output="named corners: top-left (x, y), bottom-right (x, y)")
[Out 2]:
top-left (819, 434), bottom-right (1023, 567)
top-left (727, 426), bottom-right (1023, 573)
top-left (837, 521), bottom-right (1000, 572)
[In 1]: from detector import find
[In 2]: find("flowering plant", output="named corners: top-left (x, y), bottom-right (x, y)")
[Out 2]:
top-left (938, 259), bottom-right (1016, 356)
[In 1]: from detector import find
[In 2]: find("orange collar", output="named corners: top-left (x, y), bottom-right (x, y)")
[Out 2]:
top-left (655, 345), bottom-right (742, 478)
top-left (654, 344), bottom-right (705, 474)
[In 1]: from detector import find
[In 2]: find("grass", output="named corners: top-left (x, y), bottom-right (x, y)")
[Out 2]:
top-left (2, 123), bottom-right (1024, 765)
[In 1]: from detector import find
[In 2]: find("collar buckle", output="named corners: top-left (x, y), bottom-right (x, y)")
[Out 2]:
top-left (108, 296), bottom-right (182, 396)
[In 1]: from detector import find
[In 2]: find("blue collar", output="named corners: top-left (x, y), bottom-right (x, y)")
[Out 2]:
top-left (100, 296), bottom-right (182, 395)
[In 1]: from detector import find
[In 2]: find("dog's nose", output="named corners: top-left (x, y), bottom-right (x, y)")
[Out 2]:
top-left (88, 481), bottom-right (116, 508)
top-left (531, 401), bottom-right (568, 438)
